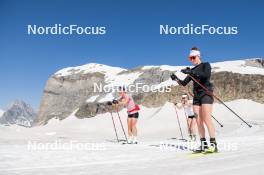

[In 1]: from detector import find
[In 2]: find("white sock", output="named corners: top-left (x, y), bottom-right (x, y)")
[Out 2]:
top-left (133, 136), bottom-right (137, 143)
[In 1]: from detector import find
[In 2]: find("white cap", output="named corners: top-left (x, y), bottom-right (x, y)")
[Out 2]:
top-left (189, 50), bottom-right (201, 57)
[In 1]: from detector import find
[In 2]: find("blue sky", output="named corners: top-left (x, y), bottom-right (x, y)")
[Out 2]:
top-left (0, 0), bottom-right (263, 110)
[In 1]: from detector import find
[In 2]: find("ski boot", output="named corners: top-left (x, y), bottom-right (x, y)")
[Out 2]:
top-left (191, 135), bottom-right (196, 142)
top-left (193, 138), bottom-right (208, 153)
top-left (204, 138), bottom-right (218, 154)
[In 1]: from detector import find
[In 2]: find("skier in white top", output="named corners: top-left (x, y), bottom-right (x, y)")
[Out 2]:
top-left (175, 94), bottom-right (197, 141)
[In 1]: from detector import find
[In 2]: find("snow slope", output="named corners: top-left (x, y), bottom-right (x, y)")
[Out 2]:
top-left (0, 99), bottom-right (264, 174)
top-left (55, 63), bottom-right (143, 87)
top-left (55, 63), bottom-right (126, 77)
top-left (211, 59), bottom-right (264, 75)
top-left (142, 58), bottom-right (264, 75)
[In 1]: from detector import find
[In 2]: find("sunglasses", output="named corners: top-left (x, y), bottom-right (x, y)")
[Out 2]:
top-left (189, 56), bottom-right (196, 61)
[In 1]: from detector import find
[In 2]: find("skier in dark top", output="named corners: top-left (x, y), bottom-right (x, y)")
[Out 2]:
top-left (171, 47), bottom-right (218, 153)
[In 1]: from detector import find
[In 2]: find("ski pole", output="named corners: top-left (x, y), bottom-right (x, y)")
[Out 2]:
top-left (110, 110), bottom-right (119, 142)
top-left (115, 106), bottom-right (128, 143)
top-left (211, 115), bottom-right (224, 127)
top-left (188, 74), bottom-right (252, 128)
top-left (177, 79), bottom-right (224, 127)
top-left (173, 105), bottom-right (184, 140)
top-left (186, 87), bottom-right (224, 127)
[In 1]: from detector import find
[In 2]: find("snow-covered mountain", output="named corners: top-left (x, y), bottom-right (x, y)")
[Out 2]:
top-left (0, 109), bottom-right (4, 117)
top-left (0, 100), bottom-right (37, 127)
top-left (37, 58), bottom-right (264, 125)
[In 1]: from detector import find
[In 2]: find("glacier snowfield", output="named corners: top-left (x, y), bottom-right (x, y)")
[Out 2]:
top-left (0, 99), bottom-right (264, 175)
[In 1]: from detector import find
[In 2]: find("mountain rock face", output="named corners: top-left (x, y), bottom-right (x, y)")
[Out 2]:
top-left (36, 58), bottom-right (264, 125)
top-left (0, 100), bottom-right (37, 127)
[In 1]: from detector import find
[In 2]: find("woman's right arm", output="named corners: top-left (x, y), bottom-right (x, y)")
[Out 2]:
top-left (119, 95), bottom-right (129, 106)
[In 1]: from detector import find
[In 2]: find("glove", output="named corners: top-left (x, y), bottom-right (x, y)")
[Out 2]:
top-left (181, 67), bottom-right (193, 75)
top-left (170, 73), bottom-right (179, 81)
top-left (106, 101), bottom-right (113, 106)
top-left (112, 99), bottom-right (119, 104)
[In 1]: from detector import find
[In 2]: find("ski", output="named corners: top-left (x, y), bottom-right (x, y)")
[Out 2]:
top-left (149, 143), bottom-right (190, 151)
top-left (168, 137), bottom-right (188, 142)
top-left (121, 141), bottom-right (138, 145)
top-left (189, 151), bottom-right (221, 157)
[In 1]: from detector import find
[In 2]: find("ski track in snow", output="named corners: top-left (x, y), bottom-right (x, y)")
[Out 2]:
top-left (0, 99), bottom-right (264, 175)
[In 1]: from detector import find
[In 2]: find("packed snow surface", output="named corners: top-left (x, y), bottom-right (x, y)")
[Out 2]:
top-left (0, 99), bottom-right (264, 174)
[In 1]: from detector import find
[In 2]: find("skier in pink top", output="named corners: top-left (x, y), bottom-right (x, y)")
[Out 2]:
top-left (113, 87), bottom-right (140, 144)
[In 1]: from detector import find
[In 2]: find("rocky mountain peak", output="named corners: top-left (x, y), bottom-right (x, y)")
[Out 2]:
top-left (0, 100), bottom-right (37, 127)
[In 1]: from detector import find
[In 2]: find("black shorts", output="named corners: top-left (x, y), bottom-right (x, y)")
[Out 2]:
top-left (128, 112), bottom-right (139, 119)
top-left (193, 94), bottom-right (214, 106)
top-left (188, 115), bottom-right (195, 119)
